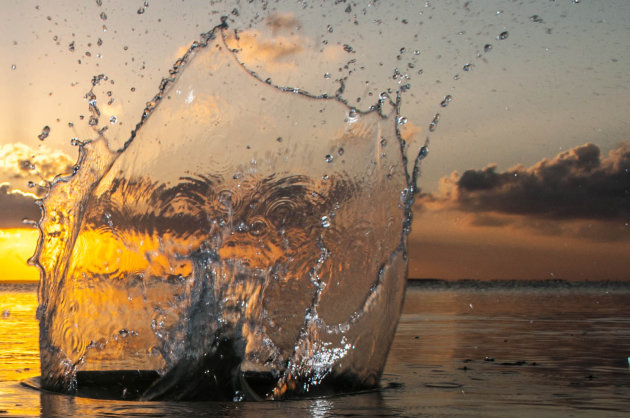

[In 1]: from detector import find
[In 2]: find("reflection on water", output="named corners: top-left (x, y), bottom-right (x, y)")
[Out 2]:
top-left (0, 283), bottom-right (40, 417)
top-left (391, 283), bottom-right (630, 416)
top-left (1, 282), bottom-right (630, 416)
top-left (0, 284), bottom-right (39, 382)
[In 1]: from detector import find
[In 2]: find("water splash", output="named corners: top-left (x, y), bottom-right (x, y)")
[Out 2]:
top-left (32, 22), bottom-right (424, 400)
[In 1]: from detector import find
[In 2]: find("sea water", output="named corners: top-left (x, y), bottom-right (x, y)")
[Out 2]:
top-left (1, 281), bottom-right (630, 416)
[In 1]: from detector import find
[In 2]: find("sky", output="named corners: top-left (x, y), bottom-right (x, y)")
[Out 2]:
top-left (0, 0), bottom-right (629, 281)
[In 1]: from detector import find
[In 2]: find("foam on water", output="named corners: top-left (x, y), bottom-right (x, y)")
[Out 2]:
top-left (31, 21), bottom-right (424, 400)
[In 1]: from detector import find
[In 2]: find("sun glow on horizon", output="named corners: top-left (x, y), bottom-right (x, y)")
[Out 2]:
top-left (0, 228), bottom-right (39, 282)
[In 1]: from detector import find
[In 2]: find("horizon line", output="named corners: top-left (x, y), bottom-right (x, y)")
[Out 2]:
top-left (2, 277), bottom-right (630, 284)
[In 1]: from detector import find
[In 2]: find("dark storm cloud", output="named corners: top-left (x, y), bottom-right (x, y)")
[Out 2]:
top-left (445, 143), bottom-right (630, 220)
top-left (0, 184), bottom-right (40, 228)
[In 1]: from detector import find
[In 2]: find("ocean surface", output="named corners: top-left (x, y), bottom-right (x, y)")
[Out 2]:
top-left (1, 281), bottom-right (629, 417)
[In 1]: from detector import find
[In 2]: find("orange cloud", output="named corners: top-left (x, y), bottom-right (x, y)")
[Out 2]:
top-left (222, 13), bottom-right (343, 73)
top-left (226, 30), bottom-right (304, 71)
top-left (0, 143), bottom-right (74, 186)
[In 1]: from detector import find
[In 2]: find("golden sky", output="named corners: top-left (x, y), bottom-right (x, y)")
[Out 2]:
top-left (0, 229), bottom-right (39, 281)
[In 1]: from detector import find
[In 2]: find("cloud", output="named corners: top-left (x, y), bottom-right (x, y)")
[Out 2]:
top-left (419, 142), bottom-right (630, 241)
top-left (223, 13), bottom-right (343, 72)
top-left (0, 143), bottom-right (74, 228)
top-left (265, 13), bottom-right (301, 35)
top-left (0, 183), bottom-right (40, 228)
top-left (226, 31), bottom-right (304, 71)
top-left (432, 142), bottom-right (630, 220)
top-left (0, 143), bottom-right (75, 187)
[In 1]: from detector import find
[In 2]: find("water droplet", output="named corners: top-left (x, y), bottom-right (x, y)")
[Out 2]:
top-left (137, 7), bottom-right (145, 14)
top-left (249, 220), bottom-right (266, 237)
top-left (320, 216), bottom-right (331, 228)
top-left (324, 72), bottom-right (331, 79)
top-left (530, 15), bottom-right (543, 23)
top-left (337, 147), bottom-right (345, 156)
top-left (484, 44), bottom-right (493, 53)
top-left (276, 137), bottom-right (283, 143)
top-left (399, 47), bottom-right (406, 55)
top-left (463, 63), bottom-right (472, 72)
top-left (235, 220), bottom-right (249, 233)
top-left (119, 329), bottom-right (129, 338)
top-left (100, 12), bottom-right (107, 21)
top-left (11, 64), bottom-right (16, 70)
top-left (38, 126), bottom-right (51, 141)
top-left (398, 116), bottom-right (408, 125)
top-left (324, 154), bottom-right (334, 163)
top-left (27, 181), bottom-right (35, 188)
top-left (440, 95), bottom-right (452, 107)
top-left (20, 160), bottom-right (35, 170)
top-left (68, 41), bottom-right (75, 52)
top-left (497, 31), bottom-right (509, 40)
top-left (110, 115), bottom-right (118, 124)
top-left (327, 24), bottom-right (333, 33)
top-left (429, 113), bottom-right (440, 132)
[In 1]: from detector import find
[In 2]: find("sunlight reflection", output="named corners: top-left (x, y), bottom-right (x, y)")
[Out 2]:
top-left (310, 397), bottom-right (334, 418)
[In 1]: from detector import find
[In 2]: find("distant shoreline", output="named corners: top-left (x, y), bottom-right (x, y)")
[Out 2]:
top-left (2, 278), bottom-right (630, 290)
top-left (0, 280), bottom-right (38, 284)
top-left (407, 278), bottom-right (630, 290)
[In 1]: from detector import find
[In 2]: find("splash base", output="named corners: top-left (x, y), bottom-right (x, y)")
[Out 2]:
top-left (22, 370), bottom-right (374, 402)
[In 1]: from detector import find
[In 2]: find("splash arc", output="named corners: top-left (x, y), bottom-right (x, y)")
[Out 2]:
top-left (31, 23), bottom-right (422, 401)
